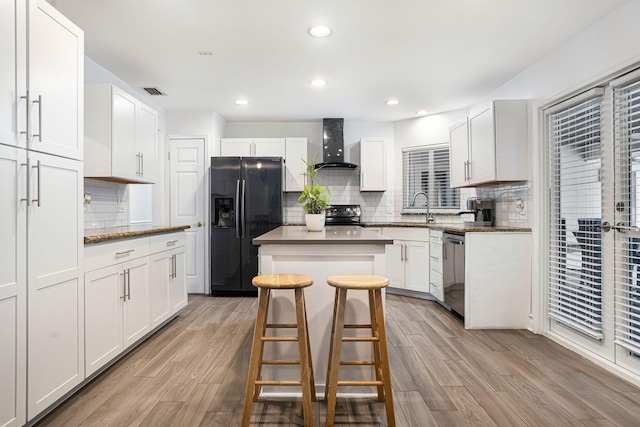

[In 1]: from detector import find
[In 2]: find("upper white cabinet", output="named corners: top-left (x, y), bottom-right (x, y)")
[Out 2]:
top-left (85, 83), bottom-right (158, 184)
top-left (1, 0), bottom-right (83, 161)
top-left (220, 137), bottom-right (307, 192)
top-left (284, 137), bottom-right (307, 192)
top-left (360, 137), bottom-right (387, 191)
top-left (450, 100), bottom-right (528, 187)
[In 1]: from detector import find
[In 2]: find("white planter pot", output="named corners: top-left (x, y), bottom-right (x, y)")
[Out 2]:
top-left (305, 213), bottom-right (325, 232)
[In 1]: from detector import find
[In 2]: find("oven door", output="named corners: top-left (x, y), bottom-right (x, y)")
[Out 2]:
top-left (442, 233), bottom-right (465, 317)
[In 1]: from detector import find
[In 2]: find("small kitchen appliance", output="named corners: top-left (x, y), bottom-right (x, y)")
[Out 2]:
top-left (466, 197), bottom-right (495, 226)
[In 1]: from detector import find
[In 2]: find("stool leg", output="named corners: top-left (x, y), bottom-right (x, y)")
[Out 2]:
top-left (374, 289), bottom-right (395, 427)
top-left (326, 288), bottom-right (347, 427)
top-left (295, 288), bottom-right (313, 427)
top-left (301, 290), bottom-right (317, 402)
top-left (324, 287), bottom-right (339, 402)
top-left (253, 290), bottom-right (271, 402)
top-left (242, 288), bottom-right (270, 427)
top-left (368, 289), bottom-right (385, 401)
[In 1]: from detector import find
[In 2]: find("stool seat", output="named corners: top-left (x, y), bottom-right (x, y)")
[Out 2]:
top-left (252, 273), bottom-right (314, 289)
top-left (327, 274), bottom-right (389, 290)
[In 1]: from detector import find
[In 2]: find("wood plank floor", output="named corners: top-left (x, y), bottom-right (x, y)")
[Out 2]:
top-left (35, 294), bottom-right (640, 426)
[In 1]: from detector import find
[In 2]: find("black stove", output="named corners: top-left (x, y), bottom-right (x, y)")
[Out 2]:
top-left (325, 204), bottom-right (362, 226)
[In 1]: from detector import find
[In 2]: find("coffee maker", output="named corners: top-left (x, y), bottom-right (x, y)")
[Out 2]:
top-left (466, 197), bottom-right (495, 226)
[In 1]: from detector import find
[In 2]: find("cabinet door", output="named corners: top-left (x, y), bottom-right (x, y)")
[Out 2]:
top-left (136, 103), bottom-right (157, 183)
top-left (27, 152), bottom-right (83, 419)
top-left (0, 145), bottom-right (26, 427)
top-left (149, 251), bottom-right (171, 329)
top-left (360, 137), bottom-right (387, 191)
top-left (0, 0), bottom-right (20, 149)
top-left (170, 248), bottom-right (188, 313)
top-left (220, 138), bottom-right (252, 156)
top-left (27, 0), bottom-right (83, 160)
top-left (111, 87), bottom-right (137, 181)
top-left (385, 241), bottom-right (404, 289)
top-left (404, 241), bottom-right (430, 293)
top-left (122, 257), bottom-right (150, 349)
top-left (84, 265), bottom-right (123, 377)
top-left (449, 120), bottom-right (469, 188)
top-left (468, 105), bottom-right (496, 185)
top-left (284, 137), bottom-right (307, 192)
top-left (254, 138), bottom-right (285, 158)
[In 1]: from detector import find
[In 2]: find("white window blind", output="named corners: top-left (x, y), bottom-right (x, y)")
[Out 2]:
top-left (547, 95), bottom-right (604, 340)
top-left (613, 78), bottom-right (640, 354)
top-left (403, 145), bottom-right (459, 210)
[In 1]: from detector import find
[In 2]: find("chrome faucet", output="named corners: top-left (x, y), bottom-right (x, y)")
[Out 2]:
top-left (410, 191), bottom-right (435, 223)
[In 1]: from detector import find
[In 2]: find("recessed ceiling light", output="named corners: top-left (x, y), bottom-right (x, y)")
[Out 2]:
top-left (309, 25), bottom-right (332, 37)
top-left (198, 51), bottom-right (213, 56)
top-left (310, 79), bottom-right (327, 87)
top-left (234, 99), bottom-right (248, 106)
top-left (416, 110), bottom-right (429, 115)
top-left (385, 99), bottom-right (399, 106)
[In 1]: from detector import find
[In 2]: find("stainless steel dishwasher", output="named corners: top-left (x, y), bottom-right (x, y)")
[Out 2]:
top-left (442, 232), bottom-right (465, 317)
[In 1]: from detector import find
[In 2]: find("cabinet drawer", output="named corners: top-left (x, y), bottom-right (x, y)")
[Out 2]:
top-left (430, 270), bottom-right (442, 286)
top-left (149, 231), bottom-right (186, 253)
top-left (85, 237), bottom-right (150, 272)
top-left (430, 281), bottom-right (444, 302)
top-left (429, 229), bottom-right (442, 243)
top-left (430, 242), bottom-right (441, 258)
top-left (381, 227), bottom-right (429, 241)
top-left (430, 255), bottom-right (442, 274)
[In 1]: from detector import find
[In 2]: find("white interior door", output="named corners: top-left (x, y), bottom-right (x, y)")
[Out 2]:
top-left (169, 138), bottom-right (206, 294)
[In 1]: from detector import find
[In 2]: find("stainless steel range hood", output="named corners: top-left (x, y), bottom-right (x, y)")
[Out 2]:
top-left (314, 118), bottom-right (358, 169)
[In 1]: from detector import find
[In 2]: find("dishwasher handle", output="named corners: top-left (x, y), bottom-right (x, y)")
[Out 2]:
top-left (442, 236), bottom-right (465, 245)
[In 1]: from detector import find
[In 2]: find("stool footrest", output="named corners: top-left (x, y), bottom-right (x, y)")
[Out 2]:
top-left (344, 324), bottom-right (372, 329)
top-left (255, 380), bottom-right (302, 386)
top-left (342, 336), bottom-right (379, 342)
top-left (262, 359), bottom-right (300, 365)
top-left (340, 360), bottom-right (375, 366)
top-left (261, 336), bottom-right (298, 342)
top-left (337, 380), bottom-right (384, 387)
top-left (266, 323), bottom-right (297, 328)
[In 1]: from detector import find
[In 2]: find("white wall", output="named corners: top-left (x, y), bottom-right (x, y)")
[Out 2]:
top-left (166, 110), bottom-right (226, 157)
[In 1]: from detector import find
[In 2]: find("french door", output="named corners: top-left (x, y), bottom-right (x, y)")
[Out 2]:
top-left (547, 69), bottom-right (640, 375)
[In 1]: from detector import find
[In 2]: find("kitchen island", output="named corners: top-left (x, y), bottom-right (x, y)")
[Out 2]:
top-left (253, 226), bottom-right (393, 397)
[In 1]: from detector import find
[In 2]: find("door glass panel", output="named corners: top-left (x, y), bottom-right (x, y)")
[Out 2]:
top-left (547, 96), bottom-right (604, 340)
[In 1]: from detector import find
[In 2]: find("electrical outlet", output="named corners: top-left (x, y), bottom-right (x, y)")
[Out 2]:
top-left (385, 202), bottom-right (393, 215)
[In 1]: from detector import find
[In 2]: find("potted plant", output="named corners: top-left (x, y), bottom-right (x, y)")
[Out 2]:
top-left (298, 158), bottom-right (330, 231)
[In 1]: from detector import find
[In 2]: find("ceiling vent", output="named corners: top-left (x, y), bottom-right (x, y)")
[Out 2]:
top-left (142, 87), bottom-right (166, 96)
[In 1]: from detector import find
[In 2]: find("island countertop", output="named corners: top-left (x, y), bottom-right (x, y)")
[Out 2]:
top-left (253, 225), bottom-right (393, 245)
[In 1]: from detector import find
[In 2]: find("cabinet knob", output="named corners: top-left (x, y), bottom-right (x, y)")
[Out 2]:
top-left (194, 221), bottom-right (203, 227)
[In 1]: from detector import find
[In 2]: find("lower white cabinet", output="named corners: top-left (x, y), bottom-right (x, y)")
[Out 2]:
top-left (383, 228), bottom-right (430, 293)
top-left (85, 231), bottom-right (186, 377)
top-left (429, 229), bottom-right (444, 301)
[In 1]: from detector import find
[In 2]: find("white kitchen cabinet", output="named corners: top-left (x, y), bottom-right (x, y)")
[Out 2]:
top-left (27, 152), bottom-right (84, 419)
top-left (383, 228), bottom-right (429, 293)
top-left (149, 233), bottom-right (187, 329)
top-left (450, 100), bottom-right (528, 187)
top-left (0, 0), bottom-right (19, 151)
top-left (284, 137), bottom-right (307, 192)
top-left (0, 145), bottom-right (26, 427)
top-left (449, 120), bottom-right (469, 188)
top-left (429, 229), bottom-right (444, 301)
top-left (360, 137), bottom-right (387, 191)
top-left (220, 137), bottom-right (307, 192)
top-left (85, 83), bottom-right (158, 184)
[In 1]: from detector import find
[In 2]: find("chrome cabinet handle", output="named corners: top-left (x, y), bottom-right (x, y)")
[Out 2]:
top-left (116, 249), bottom-right (135, 256)
top-left (167, 239), bottom-right (178, 245)
top-left (126, 269), bottom-right (131, 300)
top-left (140, 153), bottom-right (144, 176)
top-left (32, 160), bottom-right (41, 207)
top-left (121, 272), bottom-right (127, 300)
top-left (20, 92), bottom-right (29, 137)
top-left (32, 95), bottom-right (42, 142)
top-left (463, 161), bottom-right (468, 181)
top-left (173, 254), bottom-right (177, 279)
top-left (21, 158), bottom-right (30, 206)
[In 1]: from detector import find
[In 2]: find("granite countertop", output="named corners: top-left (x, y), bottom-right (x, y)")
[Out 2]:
top-left (84, 224), bottom-right (190, 244)
top-left (364, 222), bottom-right (531, 233)
top-left (253, 226), bottom-right (393, 245)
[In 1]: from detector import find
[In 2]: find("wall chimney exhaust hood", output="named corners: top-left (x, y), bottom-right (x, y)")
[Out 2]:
top-left (314, 118), bottom-right (358, 169)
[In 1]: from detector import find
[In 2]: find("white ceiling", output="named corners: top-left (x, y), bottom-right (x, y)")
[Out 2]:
top-left (49, 0), bottom-right (628, 122)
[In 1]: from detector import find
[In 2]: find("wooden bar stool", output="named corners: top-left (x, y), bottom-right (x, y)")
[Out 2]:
top-left (242, 274), bottom-right (316, 427)
top-left (324, 274), bottom-right (395, 427)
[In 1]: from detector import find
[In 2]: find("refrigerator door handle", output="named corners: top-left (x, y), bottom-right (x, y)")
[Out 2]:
top-left (241, 179), bottom-right (246, 238)
top-left (235, 180), bottom-right (241, 238)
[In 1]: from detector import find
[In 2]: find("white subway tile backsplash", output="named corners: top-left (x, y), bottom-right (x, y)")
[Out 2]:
top-left (84, 179), bottom-right (130, 230)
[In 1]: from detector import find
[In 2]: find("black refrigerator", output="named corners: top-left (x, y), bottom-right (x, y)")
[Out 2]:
top-left (210, 157), bottom-right (283, 295)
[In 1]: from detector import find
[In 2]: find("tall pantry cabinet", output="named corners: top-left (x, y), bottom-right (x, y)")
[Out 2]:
top-left (0, 0), bottom-right (84, 424)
